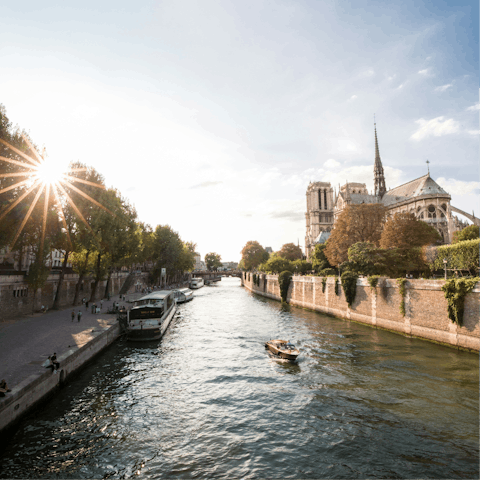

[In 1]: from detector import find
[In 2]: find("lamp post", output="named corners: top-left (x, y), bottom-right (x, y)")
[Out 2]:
top-left (443, 258), bottom-right (448, 280)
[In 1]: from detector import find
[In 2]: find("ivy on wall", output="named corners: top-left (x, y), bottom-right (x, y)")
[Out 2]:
top-left (441, 277), bottom-right (479, 326)
top-left (368, 275), bottom-right (380, 293)
top-left (396, 278), bottom-right (407, 317)
top-left (278, 271), bottom-right (292, 302)
top-left (322, 277), bottom-right (327, 293)
top-left (341, 271), bottom-right (358, 307)
top-left (334, 276), bottom-right (339, 296)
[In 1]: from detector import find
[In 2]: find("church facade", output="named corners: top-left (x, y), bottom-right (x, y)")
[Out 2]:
top-left (305, 125), bottom-right (470, 259)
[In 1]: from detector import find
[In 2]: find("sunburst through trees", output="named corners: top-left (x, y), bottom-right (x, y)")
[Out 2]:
top-left (0, 135), bottom-right (110, 261)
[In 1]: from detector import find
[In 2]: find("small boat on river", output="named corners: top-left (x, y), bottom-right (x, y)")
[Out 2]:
top-left (126, 291), bottom-right (177, 341)
top-left (190, 277), bottom-right (204, 289)
top-left (172, 287), bottom-right (194, 304)
top-left (265, 339), bottom-right (300, 360)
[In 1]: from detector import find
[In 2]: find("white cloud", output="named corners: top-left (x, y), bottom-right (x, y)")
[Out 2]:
top-left (386, 74), bottom-right (396, 81)
top-left (466, 103), bottom-right (480, 111)
top-left (358, 69), bottom-right (375, 78)
top-left (434, 84), bottom-right (452, 92)
top-left (410, 116), bottom-right (460, 141)
top-left (468, 130), bottom-right (480, 135)
top-left (436, 178), bottom-right (480, 196)
top-left (418, 68), bottom-right (430, 76)
top-left (323, 158), bottom-right (340, 169)
top-left (349, 94), bottom-right (357, 101)
top-left (397, 83), bottom-right (405, 90)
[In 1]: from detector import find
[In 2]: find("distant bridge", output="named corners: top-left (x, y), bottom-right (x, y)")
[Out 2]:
top-left (192, 270), bottom-right (242, 279)
top-left (451, 206), bottom-right (480, 226)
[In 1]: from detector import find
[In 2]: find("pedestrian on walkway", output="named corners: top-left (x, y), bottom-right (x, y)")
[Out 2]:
top-left (100, 299), bottom-right (103, 310)
top-left (85, 300), bottom-right (89, 310)
top-left (77, 310), bottom-right (82, 322)
top-left (91, 303), bottom-right (96, 314)
top-left (71, 310), bottom-right (75, 322)
top-left (82, 297), bottom-right (85, 305)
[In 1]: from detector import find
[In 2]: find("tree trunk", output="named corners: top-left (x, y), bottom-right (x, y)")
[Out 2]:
top-left (73, 250), bottom-right (90, 306)
top-left (90, 252), bottom-right (102, 301)
top-left (104, 268), bottom-right (112, 299)
top-left (52, 251), bottom-right (69, 310)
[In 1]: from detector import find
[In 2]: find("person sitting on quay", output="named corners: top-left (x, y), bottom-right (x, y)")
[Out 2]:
top-left (0, 379), bottom-right (12, 396)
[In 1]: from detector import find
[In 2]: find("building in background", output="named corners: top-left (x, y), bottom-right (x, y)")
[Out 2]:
top-left (305, 125), bottom-right (475, 259)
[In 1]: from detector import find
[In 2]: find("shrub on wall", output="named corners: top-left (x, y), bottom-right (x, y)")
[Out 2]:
top-left (253, 273), bottom-right (257, 286)
top-left (396, 278), bottom-right (407, 316)
top-left (334, 276), bottom-right (339, 296)
top-left (341, 271), bottom-right (358, 307)
top-left (278, 270), bottom-right (293, 302)
top-left (322, 277), bottom-right (327, 293)
top-left (431, 239), bottom-right (480, 275)
top-left (368, 275), bottom-right (380, 290)
top-left (319, 268), bottom-right (336, 276)
top-left (441, 277), bottom-right (479, 326)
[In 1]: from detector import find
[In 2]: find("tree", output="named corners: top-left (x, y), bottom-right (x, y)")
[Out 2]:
top-left (325, 204), bottom-right (387, 266)
top-left (278, 243), bottom-right (303, 261)
top-left (151, 225), bottom-right (185, 284)
top-left (205, 252), bottom-right (222, 271)
top-left (258, 253), bottom-right (294, 274)
top-left (452, 225), bottom-right (479, 244)
top-left (26, 240), bottom-right (51, 312)
top-left (241, 241), bottom-right (269, 270)
top-left (292, 259), bottom-right (312, 274)
top-left (380, 212), bottom-right (441, 249)
top-left (310, 243), bottom-right (331, 272)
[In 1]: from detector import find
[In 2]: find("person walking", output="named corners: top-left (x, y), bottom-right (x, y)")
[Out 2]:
top-left (100, 299), bottom-right (103, 310)
top-left (77, 310), bottom-right (82, 322)
top-left (91, 303), bottom-right (95, 314)
top-left (71, 310), bottom-right (75, 322)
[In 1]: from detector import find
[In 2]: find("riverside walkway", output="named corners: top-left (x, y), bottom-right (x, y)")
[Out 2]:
top-left (0, 294), bottom-right (141, 392)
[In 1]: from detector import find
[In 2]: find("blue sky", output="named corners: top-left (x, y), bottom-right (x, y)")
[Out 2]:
top-left (1, 0), bottom-right (478, 261)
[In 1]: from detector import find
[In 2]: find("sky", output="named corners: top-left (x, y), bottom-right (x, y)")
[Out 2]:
top-left (1, 0), bottom-right (478, 262)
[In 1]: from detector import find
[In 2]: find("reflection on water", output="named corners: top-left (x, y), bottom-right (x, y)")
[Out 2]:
top-left (0, 277), bottom-right (478, 479)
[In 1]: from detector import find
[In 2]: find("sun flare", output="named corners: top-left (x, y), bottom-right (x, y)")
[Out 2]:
top-left (34, 160), bottom-right (66, 185)
top-left (0, 135), bottom-right (109, 255)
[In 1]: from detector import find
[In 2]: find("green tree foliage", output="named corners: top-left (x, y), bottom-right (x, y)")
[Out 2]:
top-left (241, 241), bottom-right (269, 270)
top-left (325, 204), bottom-right (386, 266)
top-left (277, 243), bottom-right (303, 261)
top-left (205, 252), bottom-right (222, 271)
top-left (380, 212), bottom-right (441, 249)
top-left (341, 271), bottom-right (358, 307)
top-left (431, 239), bottom-right (480, 276)
top-left (292, 259), bottom-right (312, 274)
top-left (452, 225), bottom-right (479, 244)
top-left (441, 277), bottom-right (480, 325)
top-left (310, 243), bottom-right (331, 272)
top-left (258, 253), bottom-right (294, 274)
top-left (278, 270), bottom-right (292, 302)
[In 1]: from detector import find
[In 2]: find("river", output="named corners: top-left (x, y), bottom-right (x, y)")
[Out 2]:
top-left (0, 277), bottom-right (478, 479)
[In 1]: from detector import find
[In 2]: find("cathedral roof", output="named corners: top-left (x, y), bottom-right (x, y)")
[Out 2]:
top-left (381, 174), bottom-right (449, 206)
top-left (349, 193), bottom-right (379, 204)
top-left (314, 231), bottom-right (331, 244)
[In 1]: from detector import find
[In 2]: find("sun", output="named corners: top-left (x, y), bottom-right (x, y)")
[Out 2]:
top-left (34, 159), bottom-right (66, 185)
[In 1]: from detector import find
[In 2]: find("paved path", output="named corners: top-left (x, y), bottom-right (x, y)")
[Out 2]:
top-left (0, 294), bottom-right (134, 390)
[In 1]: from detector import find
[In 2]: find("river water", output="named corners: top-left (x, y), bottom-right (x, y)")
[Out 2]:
top-left (1, 277), bottom-right (478, 479)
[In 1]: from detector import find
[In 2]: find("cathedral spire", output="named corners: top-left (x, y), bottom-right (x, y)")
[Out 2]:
top-left (374, 120), bottom-right (386, 198)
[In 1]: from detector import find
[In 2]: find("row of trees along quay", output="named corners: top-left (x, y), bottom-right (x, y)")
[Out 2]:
top-left (240, 204), bottom-right (479, 325)
top-left (0, 104), bottom-right (197, 309)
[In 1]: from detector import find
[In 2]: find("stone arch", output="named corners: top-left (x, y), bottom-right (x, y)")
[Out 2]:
top-left (427, 204), bottom-right (436, 219)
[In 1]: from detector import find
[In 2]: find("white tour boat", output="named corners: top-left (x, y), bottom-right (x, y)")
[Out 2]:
top-left (172, 287), bottom-right (194, 304)
top-left (126, 291), bottom-right (177, 341)
top-left (190, 278), bottom-right (204, 289)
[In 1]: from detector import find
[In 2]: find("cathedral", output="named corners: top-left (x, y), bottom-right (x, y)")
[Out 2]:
top-left (305, 125), bottom-right (474, 259)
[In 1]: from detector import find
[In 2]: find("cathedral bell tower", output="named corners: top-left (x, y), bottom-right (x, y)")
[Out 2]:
top-left (374, 123), bottom-right (386, 198)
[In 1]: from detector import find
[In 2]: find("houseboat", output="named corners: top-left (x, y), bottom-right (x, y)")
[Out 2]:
top-left (172, 287), bottom-right (194, 304)
top-left (126, 291), bottom-right (177, 341)
top-left (190, 277), bottom-right (204, 289)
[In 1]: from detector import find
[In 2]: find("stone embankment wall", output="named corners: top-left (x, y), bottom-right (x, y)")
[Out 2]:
top-left (0, 272), bottom-right (149, 320)
top-left (242, 274), bottom-right (480, 352)
top-left (0, 321), bottom-right (121, 433)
